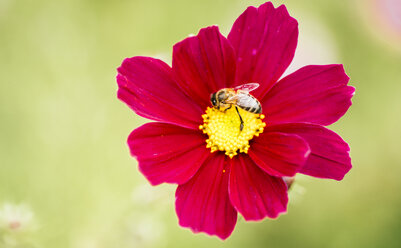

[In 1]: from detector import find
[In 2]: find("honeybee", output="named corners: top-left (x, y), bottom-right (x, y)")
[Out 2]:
top-left (210, 83), bottom-right (262, 131)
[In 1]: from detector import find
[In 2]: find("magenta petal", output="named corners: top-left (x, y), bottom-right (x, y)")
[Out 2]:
top-left (173, 26), bottom-right (237, 110)
top-left (266, 123), bottom-right (352, 180)
top-left (227, 2), bottom-right (298, 97)
top-left (262, 64), bottom-right (355, 126)
top-left (248, 132), bottom-right (310, 177)
top-left (117, 57), bottom-right (203, 130)
top-left (175, 153), bottom-right (237, 240)
top-left (229, 155), bottom-right (288, 220)
top-left (128, 123), bottom-right (209, 185)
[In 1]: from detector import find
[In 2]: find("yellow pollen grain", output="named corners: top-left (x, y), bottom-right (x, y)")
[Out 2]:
top-left (199, 107), bottom-right (266, 158)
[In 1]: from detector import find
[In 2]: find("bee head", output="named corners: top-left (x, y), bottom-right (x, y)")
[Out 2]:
top-left (210, 92), bottom-right (218, 107)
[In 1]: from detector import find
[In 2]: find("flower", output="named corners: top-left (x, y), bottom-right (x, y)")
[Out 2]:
top-left (116, 2), bottom-right (354, 240)
top-left (0, 203), bottom-right (35, 232)
top-left (0, 202), bottom-right (37, 248)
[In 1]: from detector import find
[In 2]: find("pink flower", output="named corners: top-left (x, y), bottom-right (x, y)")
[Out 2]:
top-left (117, 2), bottom-right (354, 240)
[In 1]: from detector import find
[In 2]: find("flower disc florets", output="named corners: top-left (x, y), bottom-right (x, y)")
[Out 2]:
top-left (199, 107), bottom-right (266, 158)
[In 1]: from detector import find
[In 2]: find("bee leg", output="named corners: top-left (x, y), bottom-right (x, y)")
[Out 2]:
top-left (235, 106), bottom-right (244, 131)
top-left (222, 105), bottom-right (232, 112)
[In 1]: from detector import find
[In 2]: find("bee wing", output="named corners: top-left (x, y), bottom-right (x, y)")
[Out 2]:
top-left (225, 92), bottom-right (249, 104)
top-left (233, 83), bottom-right (260, 92)
top-left (225, 94), bottom-right (239, 104)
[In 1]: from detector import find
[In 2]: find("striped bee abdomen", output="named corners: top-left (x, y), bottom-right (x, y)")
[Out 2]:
top-left (236, 93), bottom-right (262, 114)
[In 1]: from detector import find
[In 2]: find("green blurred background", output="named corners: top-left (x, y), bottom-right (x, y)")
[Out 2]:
top-left (1, 0), bottom-right (401, 247)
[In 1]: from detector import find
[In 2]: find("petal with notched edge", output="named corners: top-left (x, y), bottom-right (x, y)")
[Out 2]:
top-left (175, 153), bottom-right (237, 240)
top-left (248, 132), bottom-right (310, 177)
top-left (117, 56), bottom-right (203, 130)
top-left (229, 155), bottom-right (288, 220)
top-left (228, 2), bottom-right (298, 98)
top-left (266, 123), bottom-right (352, 180)
top-left (173, 26), bottom-right (237, 110)
top-left (262, 64), bottom-right (355, 126)
top-left (128, 123), bottom-right (209, 185)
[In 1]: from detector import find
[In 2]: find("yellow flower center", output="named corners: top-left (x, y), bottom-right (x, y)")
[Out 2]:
top-left (199, 107), bottom-right (266, 158)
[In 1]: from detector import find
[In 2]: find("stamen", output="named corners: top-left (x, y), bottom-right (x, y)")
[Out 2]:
top-left (199, 107), bottom-right (266, 158)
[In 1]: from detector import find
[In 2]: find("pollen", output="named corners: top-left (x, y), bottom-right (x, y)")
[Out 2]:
top-left (199, 107), bottom-right (266, 158)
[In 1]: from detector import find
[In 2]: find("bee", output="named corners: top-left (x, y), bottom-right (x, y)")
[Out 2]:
top-left (210, 83), bottom-right (262, 131)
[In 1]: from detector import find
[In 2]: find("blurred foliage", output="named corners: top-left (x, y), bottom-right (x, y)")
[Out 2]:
top-left (1, 0), bottom-right (401, 247)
